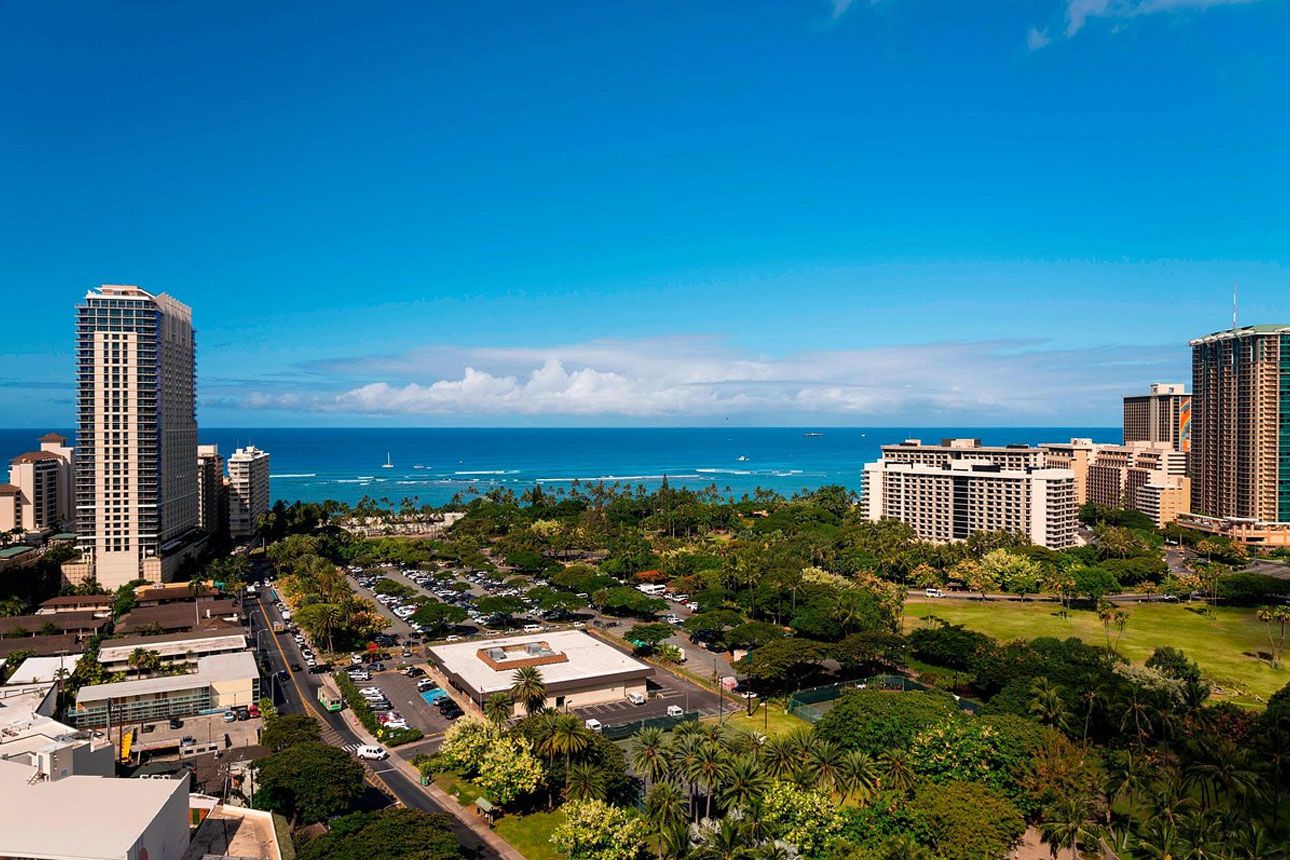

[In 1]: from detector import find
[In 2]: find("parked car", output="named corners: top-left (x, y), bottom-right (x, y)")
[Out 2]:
top-left (180, 735), bottom-right (197, 746)
top-left (584, 718), bottom-right (603, 733)
top-left (248, 704), bottom-right (261, 719)
top-left (666, 705), bottom-right (684, 718)
top-left (290, 662), bottom-right (302, 672)
top-left (627, 692), bottom-right (646, 706)
top-left (924, 587), bottom-right (945, 598)
top-left (222, 710), bottom-right (237, 723)
top-left (168, 717), bottom-right (184, 729)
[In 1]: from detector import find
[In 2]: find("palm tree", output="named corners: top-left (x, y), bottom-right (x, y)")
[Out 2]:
top-left (564, 761), bottom-right (607, 801)
top-left (883, 836), bottom-right (934, 860)
top-left (694, 817), bottom-right (752, 860)
top-left (760, 736), bottom-right (798, 781)
top-left (1040, 795), bottom-right (1101, 860)
top-left (879, 749), bottom-right (916, 793)
top-left (630, 726), bottom-right (671, 789)
top-left (645, 783), bottom-right (689, 859)
top-left (1029, 677), bottom-right (1071, 731)
top-left (315, 602), bottom-right (342, 655)
top-left (1187, 739), bottom-right (1267, 808)
top-left (127, 647), bottom-right (149, 679)
top-left (550, 713), bottom-right (590, 793)
top-left (509, 666), bottom-right (547, 715)
top-left (751, 843), bottom-right (793, 860)
top-left (671, 733), bottom-right (704, 818)
top-left (691, 741), bottom-right (730, 821)
top-left (484, 692), bottom-right (514, 727)
top-left (808, 738), bottom-right (846, 795)
top-left (839, 749), bottom-right (879, 801)
top-left (718, 754), bottom-right (769, 815)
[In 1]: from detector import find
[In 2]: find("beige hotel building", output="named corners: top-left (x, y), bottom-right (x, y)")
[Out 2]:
top-left (63, 285), bottom-right (205, 588)
top-left (862, 439), bottom-right (1078, 550)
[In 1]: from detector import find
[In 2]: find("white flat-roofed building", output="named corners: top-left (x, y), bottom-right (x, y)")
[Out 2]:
top-left (227, 445), bottom-right (270, 540)
top-left (98, 630), bottom-right (247, 672)
top-left (3, 654), bottom-right (83, 686)
top-left (0, 757), bottom-right (190, 860)
top-left (428, 630), bottom-right (653, 716)
top-left (0, 682), bottom-right (114, 780)
top-left (73, 651), bottom-right (259, 728)
top-left (864, 444), bottom-right (1077, 550)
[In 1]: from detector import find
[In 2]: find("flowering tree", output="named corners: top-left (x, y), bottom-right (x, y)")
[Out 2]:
top-left (758, 779), bottom-right (842, 855)
top-left (550, 799), bottom-right (649, 860)
top-left (438, 719), bottom-right (543, 805)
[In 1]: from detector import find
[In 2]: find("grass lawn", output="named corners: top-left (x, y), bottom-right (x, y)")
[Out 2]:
top-left (706, 700), bottom-right (811, 737)
top-left (904, 599), bottom-right (1288, 705)
top-left (495, 810), bottom-right (566, 860)
top-left (433, 769), bottom-right (485, 805)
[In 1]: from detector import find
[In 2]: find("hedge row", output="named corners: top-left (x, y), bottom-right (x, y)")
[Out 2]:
top-left (332, 671), bottom-right (425, 747)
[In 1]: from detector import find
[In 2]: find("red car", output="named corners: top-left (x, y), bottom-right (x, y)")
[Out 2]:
top-left (247, 704), bottom-right (261, 719)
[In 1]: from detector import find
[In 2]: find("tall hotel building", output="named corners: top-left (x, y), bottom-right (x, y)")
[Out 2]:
top-left (227, 445), bottom-right (270, 540)
top-left (1182, 325), bottom-right (1290, 546)
top-left (64, 285), bottom-right (205, 588)
top-left (862, 439), bottom-right (1077, 550)
top-left (1123, 383), bottom-right (1191, 452)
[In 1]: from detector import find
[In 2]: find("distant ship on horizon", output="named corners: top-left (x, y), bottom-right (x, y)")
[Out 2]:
top-left (802, 432), bottom-right (824, 437)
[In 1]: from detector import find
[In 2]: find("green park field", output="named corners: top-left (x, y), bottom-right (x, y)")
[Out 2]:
top-left (904, 598), bottom-right (1288, 706)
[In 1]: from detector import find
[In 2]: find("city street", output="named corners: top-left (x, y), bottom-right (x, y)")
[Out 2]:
top-left (247, 594), bottom-right (499, 860)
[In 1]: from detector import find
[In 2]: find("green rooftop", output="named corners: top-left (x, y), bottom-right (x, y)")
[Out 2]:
top-left (0, 546), bottom-right (36, 559)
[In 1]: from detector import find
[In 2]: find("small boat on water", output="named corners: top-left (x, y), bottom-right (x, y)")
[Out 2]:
top-left (413, 464), bottom-right (425, 470)
top-left (803, 432), bottom-right (824, 437)
top-left (736, 455), bottom-right (749, 462)
top-left (381, 452), bottom-right (394, 469)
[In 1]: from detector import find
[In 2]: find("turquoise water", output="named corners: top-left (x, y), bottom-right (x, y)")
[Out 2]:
top-left (0, 426), bottom-right (1118, 507)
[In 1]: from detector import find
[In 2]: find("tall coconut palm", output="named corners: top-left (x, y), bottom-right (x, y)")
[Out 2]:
top-left (1040, 795), bottom-right (1100, 860)
top-left (564, 761), bottom-right (607, 801)
top-left (484, 692), bottom-right (514, 727)
top-left (1029, 677), bottom-right (1071, 731)
top-left (509, 666), bottom-right (547, 715)
top-left (690, 741), bottom-right (730, 821)
top-left (671, 733), bottom-right (704, 818)
top-left (718, 754), bottom-right (769, 815)
top-left (127, 647), bottom-right (150, 679)
top-left (551, 713), bottom-right (590, 791)
top-left (646, 782), bottom-right (689, 858)
top-left (630, 726), bottom-right (671, 789)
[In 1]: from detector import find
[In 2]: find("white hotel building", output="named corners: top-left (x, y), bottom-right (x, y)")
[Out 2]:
top-left (862, 438), bottom-right (1078, 550)
top-left (227, 445), bottom-right (270, 540)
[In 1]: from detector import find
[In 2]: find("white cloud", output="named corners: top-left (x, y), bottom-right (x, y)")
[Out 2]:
top-left (1027, 27), bottom-right (1053, 50)
top-left (828, 0), bottom-right (857, 20)
top-left (224, 336), bottom-right (1183, 424)
top-left (1065, 0), bottom-right (1261, 35)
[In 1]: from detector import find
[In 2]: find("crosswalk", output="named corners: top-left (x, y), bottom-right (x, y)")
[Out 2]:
top-left (340, 742), bottom-right (361, 754)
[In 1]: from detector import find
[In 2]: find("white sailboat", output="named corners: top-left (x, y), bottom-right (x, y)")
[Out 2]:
top-left (381, 452), bottom-right (394, 469)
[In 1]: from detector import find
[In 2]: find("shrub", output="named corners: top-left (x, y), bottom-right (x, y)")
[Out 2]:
top-left (814, 689), bottom-right (962, 754)
top-left (909, 781), bottom-right (1025, 860)
top-left (333, 671), bottom-right (424, 746)
top-left (909, 623), bottom-right (992, 670)
top-left (1216, 573), bottom-right (1290, 606)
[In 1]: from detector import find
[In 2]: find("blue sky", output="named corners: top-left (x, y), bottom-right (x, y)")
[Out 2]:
top-left (2, 0), bottom-right (1287, 428)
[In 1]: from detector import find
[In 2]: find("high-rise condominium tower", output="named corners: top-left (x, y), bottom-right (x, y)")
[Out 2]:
top-left (227, 445), bottom-right (270, 540)
top-left (1189, 325), bottom-right (1290, 526)
top-left (68, 285), bottom-right (203, 588)
top-left (1123, 383), bottom-right (1191, 452)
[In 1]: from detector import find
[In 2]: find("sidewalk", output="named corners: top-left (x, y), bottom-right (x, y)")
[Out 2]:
top-left (337, 703), bottom-right (525, 860)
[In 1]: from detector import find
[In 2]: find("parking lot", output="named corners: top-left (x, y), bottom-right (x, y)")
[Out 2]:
top-left (366, 666), bottom-right (460, 738)
top-left (134, 710), bottom-right (263, 754)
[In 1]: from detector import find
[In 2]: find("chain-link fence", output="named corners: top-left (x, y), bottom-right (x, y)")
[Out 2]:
top-left (601, 709), bottom-right (701, 741)
top-left (787, 675), bottom-right (980, 722)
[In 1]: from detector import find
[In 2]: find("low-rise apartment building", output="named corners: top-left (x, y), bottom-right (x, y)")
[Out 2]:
top-left (98, 630), bottom-right (249, 673)
top-left (73, 651), bottom-right (260, 727)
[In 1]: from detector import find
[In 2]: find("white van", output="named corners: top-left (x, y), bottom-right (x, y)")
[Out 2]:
top-left (924, 588), bottom-right (945, 598)
top-left (522, 624), bottom-right (542, 633)
top-left (666, 705), bottom-right (684, 718)
top-left (584, 718), bottom-right (603, 733)
top-left (355, 744), bottom-right (388, 760)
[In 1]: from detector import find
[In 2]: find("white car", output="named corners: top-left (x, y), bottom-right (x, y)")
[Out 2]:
top-left (626, 692), bottom-right (646, 706)
top-left (359, 687), bottom-right (382, 696)
top-left (924, 587), bottom-right (945, 598)
top-left (384, 719), bottom-right (410, 730)
top-left (355, 744), bottom-right (388, 760)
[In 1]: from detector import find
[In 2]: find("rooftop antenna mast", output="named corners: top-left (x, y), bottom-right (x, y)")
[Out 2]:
top-left (1233, 281), bottom-right (1238, 328)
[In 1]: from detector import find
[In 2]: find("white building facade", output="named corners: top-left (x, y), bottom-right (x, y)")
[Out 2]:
top-left (227, 445), bottom-right (270, 540)
top-left (66, 285), bottom-right (204, 588)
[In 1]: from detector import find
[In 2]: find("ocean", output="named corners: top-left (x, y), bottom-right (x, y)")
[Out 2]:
top-left (0, 427), bottom-right (1119, 508)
